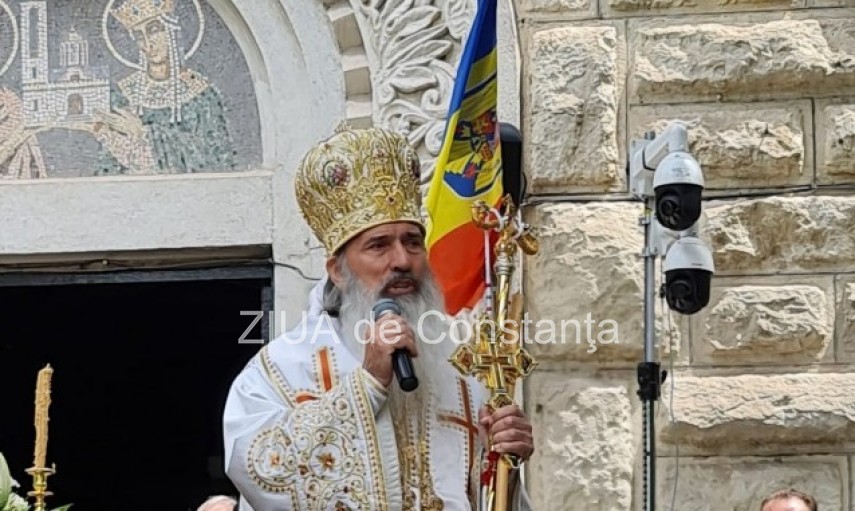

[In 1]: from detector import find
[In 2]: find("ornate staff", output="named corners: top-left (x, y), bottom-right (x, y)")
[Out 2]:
top-left (449, 193), bottom-right (539, 511)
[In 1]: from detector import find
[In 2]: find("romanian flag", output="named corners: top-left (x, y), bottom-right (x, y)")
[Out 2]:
top-left (425, 0), bottom-right (503, 315)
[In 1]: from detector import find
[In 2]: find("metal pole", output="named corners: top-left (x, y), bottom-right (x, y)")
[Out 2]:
top-left (638, 199), bottom-right (662, 511)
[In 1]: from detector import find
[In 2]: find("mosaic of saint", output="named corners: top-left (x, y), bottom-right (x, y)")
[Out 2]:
top-left (0, 0), bottom-right (261, 178)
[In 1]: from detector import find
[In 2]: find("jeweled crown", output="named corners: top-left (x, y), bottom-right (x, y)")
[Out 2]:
top-left (295, 127), bottom-right (423, 256)
top-left (112, 0), bottom-right (175, 30)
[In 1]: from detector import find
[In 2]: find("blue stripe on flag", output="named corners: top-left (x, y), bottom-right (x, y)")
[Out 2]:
top-left (442, 0), bottom-right (497, 119)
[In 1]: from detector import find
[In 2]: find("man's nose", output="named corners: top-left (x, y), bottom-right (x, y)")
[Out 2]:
top-left (389, 242), bottom-right (412, 271)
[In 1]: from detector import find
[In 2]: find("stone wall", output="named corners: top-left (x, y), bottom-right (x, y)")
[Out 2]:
top-left (519, 1), bottom-right (855, 509)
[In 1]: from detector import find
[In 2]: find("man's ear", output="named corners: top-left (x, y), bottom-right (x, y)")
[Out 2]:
top-left (326, 256), bottom-right (343, 287)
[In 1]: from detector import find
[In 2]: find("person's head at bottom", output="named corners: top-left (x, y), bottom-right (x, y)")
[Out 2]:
top-left (196, 496), bottom-right (237, 511)
top-left (295, 125), bottom-right (453, 416)
top-left (760, 489), bottom-right (817, 511)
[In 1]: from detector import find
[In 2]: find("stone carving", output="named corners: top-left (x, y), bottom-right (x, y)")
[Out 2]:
top-left (356, 0), bottom-right (473, 184)
top-left (0, 0), bottom-right (261, 179)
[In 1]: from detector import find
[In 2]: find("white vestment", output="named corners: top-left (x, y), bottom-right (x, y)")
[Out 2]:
top-left (222, 281), bottom-right (533, 511)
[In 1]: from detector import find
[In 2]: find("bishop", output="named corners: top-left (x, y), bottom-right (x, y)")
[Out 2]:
top-left (222, 127), bottom-right (535, 510)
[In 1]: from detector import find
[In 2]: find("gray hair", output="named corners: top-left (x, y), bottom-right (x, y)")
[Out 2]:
top-left (322, 253), bottom-right (346, 315)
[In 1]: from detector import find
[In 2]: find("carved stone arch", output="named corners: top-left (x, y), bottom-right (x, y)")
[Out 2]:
top-left (320, 0), bottom-right (373, 128)
top-left (205, 0), bottom-right (351, 169)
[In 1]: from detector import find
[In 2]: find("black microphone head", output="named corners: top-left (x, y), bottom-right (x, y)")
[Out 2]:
top-left (372, 298), bottom-right (401, 320)
top-left (372, 297), bottom-right (418, 392)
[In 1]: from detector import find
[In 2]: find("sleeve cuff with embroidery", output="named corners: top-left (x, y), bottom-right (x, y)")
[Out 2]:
top-left (357, 368), bottom-right (388, 415)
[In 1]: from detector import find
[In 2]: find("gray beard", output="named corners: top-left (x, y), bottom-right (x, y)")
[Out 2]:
top-left (336, 263), bottom-right (460, 424)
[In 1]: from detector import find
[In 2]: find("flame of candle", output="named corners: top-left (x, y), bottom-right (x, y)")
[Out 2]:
top-left (33, 364), bottom-right (53, 469)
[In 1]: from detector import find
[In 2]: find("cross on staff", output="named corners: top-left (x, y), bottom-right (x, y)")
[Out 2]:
top-left (449, 323), bottom-right (537, 411)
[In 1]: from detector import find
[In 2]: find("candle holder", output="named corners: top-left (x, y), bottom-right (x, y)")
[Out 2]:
top-left (25, 464), bottom-right (55, 511)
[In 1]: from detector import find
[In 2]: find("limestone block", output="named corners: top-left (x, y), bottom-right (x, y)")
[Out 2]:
top-left (629, 102), bottom-right (811, 189)
top-left (527, 23), bottom-right (626, 194)
top-left (659, 373), bottom-right (855, 453)
top-left (526, 373), bottom-right (636, 510)
top-left (816, 98), bottom-right (855, 184)
top-left (836, 275), bottom-right (855, 363)
top-left (498, 0), bottom-right (521, 125)
top-left (691, 276), bottom-right (834, 366)
top-left (630, 16), bottom-right (855, 104)
top-left (604, 0), bottom-right (846, 18)
top-left (521, 0), bottom-right (597, 19)
top-left (705, 195), bottom-right (855, 275)
top-left (341, 48), bottom-right (371, 96)
top-left (524, 203), bottom-right (682, 365)
top-left (656, 456), bottom-right (848, 511)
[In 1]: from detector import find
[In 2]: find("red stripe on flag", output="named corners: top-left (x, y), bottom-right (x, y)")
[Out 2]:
top-left (429, 222), bottom-right (498, 315)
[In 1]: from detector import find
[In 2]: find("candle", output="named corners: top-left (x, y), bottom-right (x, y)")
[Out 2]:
top-left (33, 364), bottom-right (53, 469)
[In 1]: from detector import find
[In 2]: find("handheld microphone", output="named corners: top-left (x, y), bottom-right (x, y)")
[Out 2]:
top-left (372, 298), bottom-right (419, 392)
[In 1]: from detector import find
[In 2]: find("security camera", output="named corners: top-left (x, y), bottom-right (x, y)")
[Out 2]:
top-left (662, 235), bottom-right (714, 315)
top-left (629, 123), bottom-right (705, 231)
top-left (653, 151), bottom-right (704, 231)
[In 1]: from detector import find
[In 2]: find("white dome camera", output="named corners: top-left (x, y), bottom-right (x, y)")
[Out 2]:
top-left (662, 235), bottom-right (714, 315)
top-left (653, 151), bottom-right (704, 232)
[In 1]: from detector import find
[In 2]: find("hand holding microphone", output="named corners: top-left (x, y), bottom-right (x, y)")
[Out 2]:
top-left (361, 298), bottom-right (419, 392)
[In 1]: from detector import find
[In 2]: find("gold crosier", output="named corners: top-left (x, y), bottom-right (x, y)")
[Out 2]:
top-left (449, 194), bottom-right (539, 511)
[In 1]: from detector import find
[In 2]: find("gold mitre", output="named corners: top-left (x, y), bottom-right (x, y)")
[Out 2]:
top-left (112, 0), bottom-right (175, 30)
top-left (295, 126), bottom-right (423, 256)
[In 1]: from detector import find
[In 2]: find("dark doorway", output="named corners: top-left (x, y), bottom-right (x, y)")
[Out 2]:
top-left (0, 269), bottom-right (271, 511)
top-left (67, 93), bottom-right (83, 115)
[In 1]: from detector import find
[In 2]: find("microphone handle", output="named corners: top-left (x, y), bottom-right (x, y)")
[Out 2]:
top-left (392, 349), bottom-right (419, 392)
